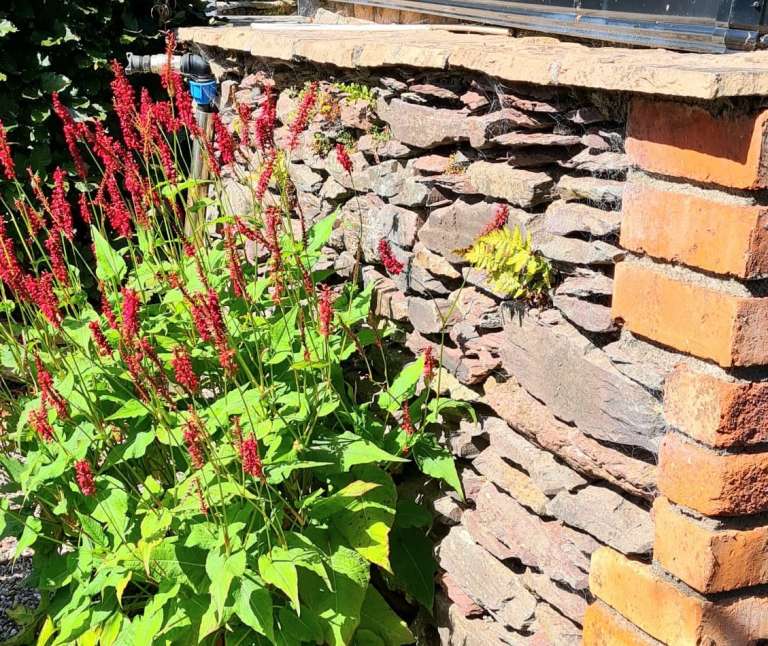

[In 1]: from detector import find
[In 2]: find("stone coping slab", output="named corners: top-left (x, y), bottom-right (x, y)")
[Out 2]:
top-left (178, 24), bottom-right (768, 99)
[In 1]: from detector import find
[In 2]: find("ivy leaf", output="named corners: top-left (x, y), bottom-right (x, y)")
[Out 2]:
top-left (91, 225), bottom-right (127, 283)
top-left (258, 550), bottom-right (299, 612)
top-left (377, 357), bottom-right (425, 413)
top-left (355, 586), bottom-right (414, 645)
top-left (390, 526), bottom-right (436, 610)
top-left (234, 576), bottom-right (274, 641)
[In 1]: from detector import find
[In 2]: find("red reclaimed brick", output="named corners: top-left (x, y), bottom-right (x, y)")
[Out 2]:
top-left (620, 179), bottom-right (768, 278)
top-left (582, 601), bottom-right (662, 646)
top-left (590, 546), bottom-right (768, 644)
top-left (612, 262), bottom-right (768, 367)
top-left (653, 496), bottom-right (768, 593)
top-left (658, 432), bottom-right (768, 516)
top-left (627, 98), bottom-right (768, 190)
top-left (664, 365), bottom-right (768, 447)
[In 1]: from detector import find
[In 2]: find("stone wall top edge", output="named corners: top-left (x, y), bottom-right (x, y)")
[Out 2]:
top-left (177, 25), bottom-right (768, 100)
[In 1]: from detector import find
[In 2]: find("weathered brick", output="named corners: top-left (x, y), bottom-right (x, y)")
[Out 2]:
top-left (653, 496), bottom-right (768, 593)
top-left (658, 432), bottom-right (768, 516)
top-left (620, 179), bottom-right (768, 278)
top-left (664, 365), bottom-right (768, 447)
top-left (582, 601), bottom-right (662, 646)
top-left (590, 546), bottom-right (768, 644)
top-left (626, 98), bottom-right (768, 190)
top-left (612, 262), bottom-right (768, 367)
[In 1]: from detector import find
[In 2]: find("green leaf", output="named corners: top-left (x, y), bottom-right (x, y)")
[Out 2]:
top-left (412, 437), bottom-right (463, 498)
top-left (335, 431), bottom-right (408, 471)
top-left (76, 512), bottom-right (108, 549)
top-left (330, 466), bottom-right (397, 572)
top-left (356, 586), bottom-right (414, 646)
top-left (92, 225), bottom-right (127, 282)
top-left (301, 528), bottom-right (370, 646)
top-left (90, 477), bottom-right (129, 541)
top-left (258, 550), bottom-right (299, 611)
top-left (307, 210), bottom-right (337, 253)
top-left (234, 577), bottom-right (274, 641)
top-left (107, 399), bottom-right (149, 421)
top-left (378, 357), bottom-right (425, 413)
top-left (390, 526), bottom-right (436, 610)
top-left (394, 501), bottom-right (432, 529)
top-left (310, 480), bottom-right (382, 521)
top-left (206, 547), bottom-right (246, 621)
top-left (0, 20), bottom-right (18, 38)
top-left (15, 517), bottom-right (41, 557)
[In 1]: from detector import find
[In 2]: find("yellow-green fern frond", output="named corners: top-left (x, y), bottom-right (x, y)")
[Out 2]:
top-left (463, 227), bottom-right (552, 300)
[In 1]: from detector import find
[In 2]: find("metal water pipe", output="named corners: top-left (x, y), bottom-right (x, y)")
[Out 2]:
top-left (126, 51), bottom-right (218, 236)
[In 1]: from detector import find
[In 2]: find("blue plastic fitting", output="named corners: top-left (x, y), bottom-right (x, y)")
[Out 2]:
top-left (188, 79), bottom-right (218, 107)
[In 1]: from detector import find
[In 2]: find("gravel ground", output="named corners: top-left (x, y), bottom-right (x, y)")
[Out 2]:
top-left (0, 537), bottom-right (39, 642)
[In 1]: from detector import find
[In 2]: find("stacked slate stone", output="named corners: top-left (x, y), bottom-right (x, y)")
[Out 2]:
top-left (218, 68), bottom-right (661, 644)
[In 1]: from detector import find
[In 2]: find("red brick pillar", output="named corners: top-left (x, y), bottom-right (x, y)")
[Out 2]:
top-left (583, 98), bottom-right (768, 645)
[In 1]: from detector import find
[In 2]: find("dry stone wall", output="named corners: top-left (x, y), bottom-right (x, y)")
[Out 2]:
top-left (205, 53), bottom-right (768, 644)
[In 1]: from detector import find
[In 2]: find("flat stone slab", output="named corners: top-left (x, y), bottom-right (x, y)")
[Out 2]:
top-left (179, 24), bottom-right (768, 99)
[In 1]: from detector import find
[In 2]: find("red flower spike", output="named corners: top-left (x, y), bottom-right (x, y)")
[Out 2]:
top-left (15, 199), bottom-right (45, 236)
top-left (74, 459), bottom-right (96, 496)
top-left (183, 418), bottom-right (206, 469)
top-left (255, 150), bottom-right (275, 202)
top-left (318, 284), bottom-right (333, 338)
top-left (89, 320), bottom-right (112, 357)
top-left (288, 82), bottom-right (318, 150)
top-left (401, 402), bottom-right (416, 437)
top-left (25, 273), bottom-right (62, 328)
top-left (224, 226), bottom-right (246, 298)
top-left (110, 60), bottom-right (140, 151)
top-left (78, 193), bottom-right (92, 225)
top-left (378, 239), bottom-right (404, 276)
top-left (218, 346), bottom-right (237, 378)
top-left (27, 168), bottom-right (51, 215)
top-left (171, 71), bottom-right (199, 135)
top-left (237, 103), bottom-right (251, 147)
top-left (45, 230), bottom-right (68, 286)
top-left (50, 168), bottom-right (74, 240)
top-left (335, 143), bottom-right (353, 174)
top-left (232, 416), bottom-right (244, 451)
top-left (162, 31), bottom-right (176, 91)
top-left (423, 346), bottom-right (437, 382)
top-left (121, 287), bottom-right (141, 341)
top-left (211, 112), bottom-right (236, 167)
top-left (30, 407), bottom-right (54, 442)
top-left (52, 93), bottom-right (87, 180)
top-left (105, 174), bottom-right (133, 238)
top-left (99, 285), bottom-right (118, 330)
top-left (0, 218), bottom-right (25, 293)
top-left (171, 346), bottom-right (199, 394)
top-left (34, 354), bottom-right (67, 419)
top-left (240, 434), bottom-right (265, 480)
top-left (0, 120), bottom-right (15, 181)
top-left (480, 203), bottom-right (510, 237)
top-left (253, 86), bottom-right (276, 151)
top-left (194, 477), bottom-right (208, 516)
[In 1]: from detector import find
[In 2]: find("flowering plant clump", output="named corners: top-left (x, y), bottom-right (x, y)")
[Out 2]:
top-left (0, 46), bottom-right (466, 645)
